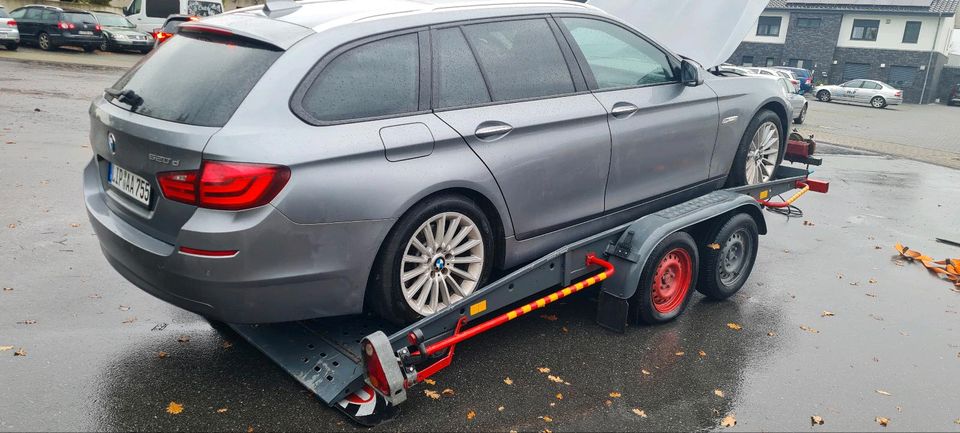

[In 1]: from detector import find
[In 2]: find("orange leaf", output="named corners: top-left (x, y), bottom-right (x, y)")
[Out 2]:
top-left (609, 391), bottom-right (621, 398)
top-left (466, 410), bottom-right (476, 420)
top-left (632, 408), bottom-right (647, 418)
top-left (720, 415), bottom-right (736, 428)
top-left (714, 389), bottom-right (724, 398)
top-left (727, 323), bottom-right (742, 331)
top-left (424, 390), bottom-right (440, 400)
top-left (504, 377), bottom-right (513, 385)
top-left (424, 378), bottom-right (436, 385)
top-left (166, 401), bottom-right (184, 415)
top-left (217, 407), bottom-right (228, 413)
top-left (876, 416), bottom-right (889, 427)
top-left (811, 415), bottom-right (824, 425)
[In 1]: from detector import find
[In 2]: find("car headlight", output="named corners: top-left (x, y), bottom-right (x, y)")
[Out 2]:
top-left (112, 34), bottom-right (128, 40)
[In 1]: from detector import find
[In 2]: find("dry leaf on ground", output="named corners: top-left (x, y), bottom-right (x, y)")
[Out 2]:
top-left (166, 402), bottom-right (184, 415)
top-left (800, 325), bottom-right (820, 334)
top-left (158, 351), bottom-right (169, 359)
top-left (866, 293), bottom-right (878, 298)
top-left (118, 305), bottom-right (131, 311)
top-left (869, 278), bottom-right (878, 284)
top-left (424, 390), bottom-right (440, 400)
top-left (70, 223), bottom-right (80, 228)
top-left (424, 378), bottom-right (436, 385)
top-left (876, 389), bottom-right (892, 396)
top-left (122, 317), bottom-right (137, 324)
top-left (609, 392), bottom-right (621, 398)
top-left (0, 346), bottom-right (13, 352)
top-left (498, 406), bottom-right (504, 412)
top-left (441, 388), bottom-right (455, 396)
top-left (641, 369), bottom-right (651, 375)
top-left (177, 335), bottom-right (190, 343)
top-left (222, 341), bottom-right (233, 349)
top-left (675, 351), bottom-right (685, 356)
top-left (811, 415), bottom-right (824, 425)
top-left (17, 320), bottom-right (37, 325)
top-left (504, 377), bottom-right (513, 385)
top-left (698, 350), bottom-right (707, 357)
top-left (726, 323), bottom-right (742, 331)
top-left (707, 243), bottom-right (721, 250)
top-left (821, 311), bottom-right (835, 317)
top-left (876, 416), bottom-right (889, 427)
top-left (555, 393), bottom-right (563, 400)
top-left (714, 389), bottom-right (725, 398)
top-left (466, 410), bottom-right (476, 420)
top-left (547, 375), bottom-right (569, 385)
top-left (14, 348), bottom-right (26, 356)
top-left (632, 408), bottom-right (647, 418)
top-left (217, 407), bottom-right (228, 413)
top-left (539, 415), bottom-right (553, 422)
top-left (537, 367), bottom-right (551, 374)
top-left (767, 331), bottom-right (777, 336)
top-left (3, 287), bottom-right (13, 291)
top-left (561, 326), bottom-right (569, 333)
top-left (720, 415), bottom-right (736, 428)
top-left (803, 220), bottom-right (815, 226)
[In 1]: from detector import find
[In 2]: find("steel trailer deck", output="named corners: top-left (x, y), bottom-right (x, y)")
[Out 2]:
top-left (229, 164), bottom-right (827, 426)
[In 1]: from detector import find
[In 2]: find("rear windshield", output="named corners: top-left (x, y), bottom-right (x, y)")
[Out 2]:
top-left (161, 18), bottom-right (187, 33)
top-left (64, 12), bottom-right (97, 24)
top-left (0, 9), bottom-right (9, 18)
top-left (109, 33), bottom-right (281, 127)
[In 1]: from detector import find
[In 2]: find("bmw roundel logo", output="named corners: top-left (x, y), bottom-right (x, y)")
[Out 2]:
top-left (107, 132), bottom-right (117, 154)
top-left (434, 257), bottom-right (445, 271)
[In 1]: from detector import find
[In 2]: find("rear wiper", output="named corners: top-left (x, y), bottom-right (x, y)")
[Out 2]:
top-left (104, 87), bottom-right (144, 112)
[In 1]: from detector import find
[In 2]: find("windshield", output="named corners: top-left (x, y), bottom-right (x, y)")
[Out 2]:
top-left (95, 13), bottom-right (135, 28)
top-left (64, 12), bottom-right (97, 25)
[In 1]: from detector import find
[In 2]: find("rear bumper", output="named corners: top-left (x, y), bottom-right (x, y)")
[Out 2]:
top-left (83, 157), bottom-right (395, 323)
top-left (109, 38), bottom-right (153, 49)
top-left (887, 97), bottom-right (903, 106)
top-left (0, 29), bottom-right (18, 42)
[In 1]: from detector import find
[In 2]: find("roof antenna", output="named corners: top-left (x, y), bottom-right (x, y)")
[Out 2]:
top-left (263, 0), bottom-right (300, 17)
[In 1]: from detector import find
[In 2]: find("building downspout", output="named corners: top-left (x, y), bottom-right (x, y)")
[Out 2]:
top-left (919, 11), bottom-right (944, 104)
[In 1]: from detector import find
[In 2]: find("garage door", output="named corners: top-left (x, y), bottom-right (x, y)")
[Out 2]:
top-left (842, 62), bottom-right (870, 81)
top-left (888, 66), bottom-right (918, 88)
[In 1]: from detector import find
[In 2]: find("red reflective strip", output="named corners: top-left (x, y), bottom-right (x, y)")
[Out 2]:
top-left (179, 246), bottom-right (238, 257)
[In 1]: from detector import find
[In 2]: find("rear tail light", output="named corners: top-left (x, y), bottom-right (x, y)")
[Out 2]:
top-left (154, 31), bottom-right (173, 43)
top-left (95, 24), bottom-right (102, 31)
top-left (806, 77), bottom-right (812, 84)
top-left (363, 341), bottom-right (391, 396)
top-left (6, 20), bottom-right (16, 26)
top-left (179, 246), bottom-right (238, 257)
top-left (58, 21), bottom-right (76, 30)
top-left (157, 161), bottom-right (290, 210)
top-left (895, 91), bottom-right (902, 97)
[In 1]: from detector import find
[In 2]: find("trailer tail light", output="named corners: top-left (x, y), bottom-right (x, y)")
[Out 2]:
top-left (363, 341), bottom-right (391, 396)
top-left (157, 161), bottom-right (290, 210)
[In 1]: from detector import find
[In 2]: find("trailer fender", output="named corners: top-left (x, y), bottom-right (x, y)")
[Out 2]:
top-left (598, 191), bottom-right (764, 332)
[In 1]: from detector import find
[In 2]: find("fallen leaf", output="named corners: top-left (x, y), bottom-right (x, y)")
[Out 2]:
top-left (869, 278), bottom-right (878, 284)
top-left (609, 391), bottom-right (621, 398)
top-left (540, 314), bottom-right (558, 321)
top-left (896, 406), bottom-right (902, 413)
top-left (547, 375), bottom-right (568, 385)
top-left (118, 305), bottom-right (130, 311)
top-left (222, 341), bottom-right (233, 349)
top-left (874, 245), bottom-right (883, 250)
top-left (7, 224), bottom-right (15, 229)
top-left (767, 331), bottom-right (777, 337)
top-left (876, 416), bottom-right (889, 427)
top-left (424, 389), bottom-right (440, 400)
top-left (866, 293), bottom-right (878, 298)
top-left (14, 348), bottom-right (26, 356)
top-left (850, 281), bottom-right (860, 286)
top-left (166, 402), bottom-right (183, 415)
top-left (714, 389), bottom-right (725, 398)
top-left (504, 377), bottom-right (514, 385)
top-left (177, 335), bottom-right (190, 343)
top-left (17, 320), bottom-right (37, 325)
top-left (604, 400), bottom-right (612, 407)
top-left (539, 415), bottom-right (553, 422)
top-left (707, 243), bottom-right (721, 250)
top-left (803, 220), bottom-right (815, 226)
top-left (954, 418), bottom-right (960, 425)
top-left (811, 415), bottom-right (824, 425)
top-left (88, 293), bottom-right (101, 299)
top-left (875, 389), bottom-right (892, 396)
top-left (561, 326), bottom-right (569, 333)
top-left (641, 369), bottom-right (651, 375)
top-left (726, 323), bottom-right (742, 331)
top-left (466, 410), bottom-right (476, 420)
top-left (698, 350), bottom-right (707, 357)
top-left (720, 414), bottom-right (736, 428)
top-left (555, 393), bottom-right (563, 400)
top-left (498, 406), bottom-right (505, 412)
top-left (632, 408), bottom-right (647, 418)
top-left (537, 367), bottom-right (551, 374)
top-left (122, 317), bottom-right (137, 324)
top-left (821, 311), bottom-right (835, 317)
top-left (247, 426), bottom-right (254, 433)
top-left (217, 407), bottom-right (228, 413)
top-left (0, 346), bottom-right (12, 351)
top-left (3, 287), bottom-right (12, 292)
top-left (158, 351), bottom-right (168, 359)
top-left (442, 388), bottom-right (455, 397)
top-left (800, 325), bottom-right (820, 334)
top-left (870, 314), bottom-right (884, 321)
top-left (424, 378), bottom-right (436, 385)
top-left (675, 351), bottom-right (685, 356)
top-left (70, 223), bottom-right (80, 228)
top-left (837, 272), bottom-right (844, 279)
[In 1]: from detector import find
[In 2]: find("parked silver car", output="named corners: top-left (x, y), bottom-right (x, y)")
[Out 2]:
top-left (0, 6), bottom-right (19, 51)
top-left (84, 0), bottom-right (792, 324)
top-left (777, 77), bottom-right (808, 124)
top-left (814, 79), bottom-right (903, 109)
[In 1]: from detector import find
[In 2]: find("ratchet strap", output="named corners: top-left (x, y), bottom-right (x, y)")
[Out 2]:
top-left (895, 243), bottom-right (960, 289)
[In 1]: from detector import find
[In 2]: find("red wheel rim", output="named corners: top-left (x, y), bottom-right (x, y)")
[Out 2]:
top-left (652, 247), bottom-right (693, 314)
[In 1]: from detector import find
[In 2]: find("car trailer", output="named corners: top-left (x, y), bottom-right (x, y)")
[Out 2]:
top-left (227, 155), bottom-right (829, 426)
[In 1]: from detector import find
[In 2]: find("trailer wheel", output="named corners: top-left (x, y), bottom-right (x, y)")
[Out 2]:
top-left (635, 231), bottom-right (699, 325)
top-left (697, 213), bottom-right (759, 300)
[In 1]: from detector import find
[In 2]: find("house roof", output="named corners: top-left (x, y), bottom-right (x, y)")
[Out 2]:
top-left (767, 0), bottom-right (960, 15)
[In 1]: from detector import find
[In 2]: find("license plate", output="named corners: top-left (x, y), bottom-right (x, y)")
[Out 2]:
top-left (108, 163), bottom-right (151, 206)
top-left (79, 31), bottom-right (93, 35)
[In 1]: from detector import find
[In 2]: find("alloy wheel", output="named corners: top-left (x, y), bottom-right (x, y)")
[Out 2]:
top-left (100, 37), bottom-right (108, 52)
top-left (745, 121), bottom-right (780, 185)
top-left (39, 33), bottom-right (50, 50)
top-left (399, 212), bottom-right (485, 316)
top-left (872, 97), bottom-right (885, 109)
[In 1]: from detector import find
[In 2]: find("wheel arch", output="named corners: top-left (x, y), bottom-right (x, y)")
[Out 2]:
top-left (757, 100), bottom-right (790, 135)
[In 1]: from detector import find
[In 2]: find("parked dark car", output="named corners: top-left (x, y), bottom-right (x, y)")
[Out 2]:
top-left (152, 14), bottom-right (194, 48)
top-left (948, 83), bottom-right (960, 106)
top-left (0, 6), bottom-right (19, 51)
top-left (92, 11), bottom-right (152, 53)
top-left (8, 5), bottom-right (101, 52)
top-left (775, 67), bottom-right (814, 95)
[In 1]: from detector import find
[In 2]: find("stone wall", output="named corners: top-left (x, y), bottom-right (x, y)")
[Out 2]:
top-left (829, 47), bottom-right (948, 103)
top-left (728, 42), bottom-right (785, 67)
top-left (781, 12), bottom-right (843, 82)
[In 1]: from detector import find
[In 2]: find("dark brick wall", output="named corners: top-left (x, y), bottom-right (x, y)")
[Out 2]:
top-left (728, 42), bottom-right (785, 67)
top-left (828, 48), bottom-right (948, 103)
top-left (782, 12), bottom-right (843, 81)
top-left (936, 66), bottom-right (960, 103)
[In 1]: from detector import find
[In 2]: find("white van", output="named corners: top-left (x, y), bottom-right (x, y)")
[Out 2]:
top-left (123, 0), bottom-right (223, 33)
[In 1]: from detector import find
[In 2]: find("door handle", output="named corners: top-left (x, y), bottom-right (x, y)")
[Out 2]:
top-left (610, 102), bottom-right (639, 119)
top-left (475, 122), bottom-right (513, 141)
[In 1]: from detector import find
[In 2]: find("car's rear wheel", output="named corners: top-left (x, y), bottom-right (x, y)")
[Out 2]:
top-left (38, 32), bottom-right (52, 51)
top-left (726, 110), bottom-right (783, 187)
top-left (794, 103), bottom-right (807, 124)
top-left (871, 96), bottom-right (887, 109)
top-left (817, 90), bottom-right (831, 102)
top-left (371, 194), bottom-right (494, 324)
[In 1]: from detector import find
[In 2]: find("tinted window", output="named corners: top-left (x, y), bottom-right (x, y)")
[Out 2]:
top-left (742, 55), bottom-right (754, 66)
top-left (434, 27), bottom-right (490, 108)
top-left (842, 80), bottom-right (864, 88)
top-left (95, 13), bottom-right (136, 28)
top-left (22, 8), bottom-right (41, 20)
top-left (302, 34), bottom-right (420, 122)
top-left (757, 16), bottom-right (781, 36)
top-left (110, 34), bottom-right (281, 127)
top-left (902, 21), bottom-right (921, 43)
top-left (125, 0), bottom-right (142, 15)
top-left (462, 19), bottom-right (575, 102)
top-left (40, 10), bottom-right (56, 22)
top-left (561, 18), bottom-right (675, 89)
top-left (64, 13), bottom-right (97, 24)
top-left (146, 0), bottom-right (179, 18)
top-left (0, 9), bottom-right (9, 18)
top-left (796, 17), bottom-right (821, 28)
top-left (851, 19), bottom-right (880, 41)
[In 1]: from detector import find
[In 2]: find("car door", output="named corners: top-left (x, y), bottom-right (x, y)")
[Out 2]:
top-left (15, 8), bottom-right (40, 41)
top-left (556, 16), bottom-right (719, 211)
top-left (838, 80), bottom-right (863, 102)
top-left (856, 81), bottom-right (880, 103)
top-left (431, 18), bottom-right (611, 239)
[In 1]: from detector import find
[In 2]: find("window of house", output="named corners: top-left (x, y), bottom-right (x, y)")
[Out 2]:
top-left (757, 16), bottom-right (782, 36)
top-left (796, 17), bottom-right (822, 29)
top-left (902, 21), bottom-right (921, 44)
top-left (766, 57), bottom-right (776, 67)
top-left (742, 56), bottom-right (754, 67)
top-left (561, 17), bottom-right (677, 89)
top-left (851, 19), bottom-right (880, 41)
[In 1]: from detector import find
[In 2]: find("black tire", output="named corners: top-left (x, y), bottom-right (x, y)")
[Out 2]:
top-left (99, 37), bottom-right (110, 52)
top-left (794, 103), bottom-right (807, 125)
top-left (816, 90), bottom-right (831, 102)
top-left (370, 194), bottom-right (495, 325)
top-left (725, 109), bottom-right (784, 187)
top-left (871, 96), bottom-right (887, 109)
top-left (83, 45), bottom-right (96, 53)
top-left (696, 213), bottom-right (759, 301)
top-left (38, 32), bottom-right (53, 51)
top-left (634, 231), bottom-right (699, 325)
top-left (139, 48), bottom-right (152, 54)
top-left (5, 42), bottom-right (17, 51)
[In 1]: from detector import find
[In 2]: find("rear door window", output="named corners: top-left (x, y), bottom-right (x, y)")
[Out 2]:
top-left (433, 27), bottom-right (491, 109)
top-left (109, 33), bottom-right (281, 127)
top-left (40, 10), bottom-right (55, 22)
top-left (300, 33), bottom-right (420, 123)
top-left (146, 0), bottom-right (179, 18)
top-left (461, 19), bottom-right (575, 102)
top-left (22, 8), bottom-right (41, 20)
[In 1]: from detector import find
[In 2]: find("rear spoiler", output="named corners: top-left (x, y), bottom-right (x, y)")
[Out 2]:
top-left (177, 12), bottom-right (313, 50)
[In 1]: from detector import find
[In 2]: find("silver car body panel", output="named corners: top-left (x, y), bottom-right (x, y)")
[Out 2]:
top-left (815, 79), bottom-right (903, 106)
top-left (0, 8), bottom-right (19, 42)
top-left (86, 0), bottom-right (792, 323)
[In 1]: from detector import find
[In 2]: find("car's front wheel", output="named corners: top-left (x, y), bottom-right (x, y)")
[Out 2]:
top-left (99, 36), bottom-right (110, 52)
top-left (871, 96), bottom-right (887, 109)
top-left (371, 194), bottom-right (495, 325)
top-left (726, 110), bottom-right (783, 187)
top-left (816, 90), bottom-right (831, 102)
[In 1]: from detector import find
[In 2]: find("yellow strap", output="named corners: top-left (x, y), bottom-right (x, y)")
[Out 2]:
top-left (896, 243), bottom-right (960, 288)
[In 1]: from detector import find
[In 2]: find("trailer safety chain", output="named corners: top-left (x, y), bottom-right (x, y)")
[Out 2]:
top-left (895, 243), bottom-right (960, 290)
top-left (409, 254), bottom-right (615, 382)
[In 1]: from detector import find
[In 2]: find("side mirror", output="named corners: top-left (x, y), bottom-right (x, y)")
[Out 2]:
top-left (681, 59), bottom-right (703, 87)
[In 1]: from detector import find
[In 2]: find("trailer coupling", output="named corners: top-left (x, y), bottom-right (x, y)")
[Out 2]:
top-left (359, 254), bottom-right (616, 406)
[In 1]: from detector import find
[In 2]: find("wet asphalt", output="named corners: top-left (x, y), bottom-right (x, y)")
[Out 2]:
top-left (1, 59), bottom-right (959, 432)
